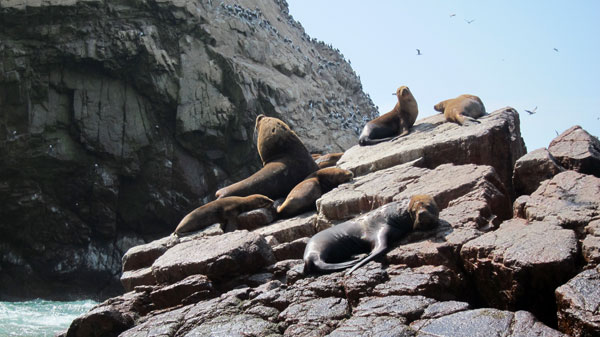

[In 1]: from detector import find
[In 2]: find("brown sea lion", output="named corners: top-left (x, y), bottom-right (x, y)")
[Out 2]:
top-left (174, 194), bottom-right (273, 235)
top-left (315, 152), bottom-right (344, 169)
top-left (303, 195), bottom-right (439, 275)
top-left (215, 115), bottom-right (319, 200)
top-left (358, 86), bottom-right (418, 146)
top-left (277, 167), bottom-right (353, 218)
top-left (434, 94), bottom-right (485, 125)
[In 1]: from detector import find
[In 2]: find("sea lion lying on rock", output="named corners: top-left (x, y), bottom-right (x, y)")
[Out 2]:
top-left (303, 195), bottom-right (439, 274)
top-left (277, 167), bottom-right (354, 218)
top-left (174, 194), bottom-right (273, 235)
top-left (434, 94), bottom-right (485, 125)
top-left (358, 86), bottom-right (418, 146)
top-left (216, 115), bottom-right (318, 200)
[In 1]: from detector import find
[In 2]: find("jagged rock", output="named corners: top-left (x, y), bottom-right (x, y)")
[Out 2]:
top-left (512, 147), bottom-right (565, 196)
top-left (341, 262), bottom-right (388, 305)
top-left (354, 295), bottom-right (436, 321)
top-left (121, 268), bottom-right (155, 292)
top-left (548, 125), bottom-right (600, 177)
top-left (461, 218), bottom-right (578, 322)
top-left (0, 0), bottom-right (376, 299)
top-left (372, 264), bottom-right (465, 301)
top-left (272, 237), bottom-right (309, 260)
top-left (318, 161), bottom-right (510, 223)
top-left (278, 297), bottom-right (350, 335)
top-left (65, 290), bottom-right (152, 337)
top-left (555, 266), bottom-right (600, 337)
top-left (149, 274), bottom-right (214, 310)
top-left (328, 316), bottom-right (413, 337)
top-left (121, 235), bottom-right (178, 272)
top-left (152, 230), bottom-right (275, 285)
top-left (411, 309), bottom-right (567, 336)
top-left (237, 208), bottom-right (276, 230)
top-left (514, 170), bottom-right (600, 231)
top-left (254, 212), bottom-right (317, 243)
top-left (337, 108), bottom-right (526, 195)
top-left (583, 220), bottom-right (600, 266)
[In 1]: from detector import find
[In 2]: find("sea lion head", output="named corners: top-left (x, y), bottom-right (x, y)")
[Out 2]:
top-left (394, 86), bottom-right (410, 97)
top-left (433, 101), bottom-right (445, 112)
top-left (246, 194), bottom-right (275, 209)
top-left (408, 194), bottom-right (439, 231)
top-left (255, 114), bottom-right (302, 164)
top-left (315, 167), bottom-right (353, 190)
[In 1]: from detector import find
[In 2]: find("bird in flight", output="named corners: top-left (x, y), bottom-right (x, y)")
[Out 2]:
top-left (465, 19), bottom-right (475, 24)
top-left (449, 14), bottom-right (456, 17)
top-left (525, 106), bottom-right (538, 115)
top-left (416, 49), bottom-right (422, 56)
top-left (553, 48), bottom-right (559, 52)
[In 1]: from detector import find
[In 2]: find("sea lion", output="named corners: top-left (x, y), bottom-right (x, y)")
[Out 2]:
top-left (277, 167), bottom-right (353, 218)
top-left (358, 86), bottom-right (418, 146)
top-left (434, 94), bottom-right (485, 125)
top-left (314, 152), bottom-right (344, 169)
top-left (215, 115), bottom-right (319, 200)
top-left (303, 194), bottom-right (439, 274)
top-left (174, 194), bottom-right (273, 235)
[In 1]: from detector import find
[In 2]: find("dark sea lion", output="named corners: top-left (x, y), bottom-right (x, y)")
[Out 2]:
top-left (358, 86), bottom-right (418, 146)
top-left (174, 194), bottom-right (273, 235)
top-left (277, 167), bottom-right (353, 218)
top-left (314, 152), bottom-right (344, 169)
top-left (434, 94), bottom-right (485, 125)
top-left (303, 195), bottom-right (439, 274)
top-left (215, 115), bottom-right (319, 199)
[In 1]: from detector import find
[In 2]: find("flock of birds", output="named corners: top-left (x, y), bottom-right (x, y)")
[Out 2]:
top-left (412, 13), bottom-right (559, 120)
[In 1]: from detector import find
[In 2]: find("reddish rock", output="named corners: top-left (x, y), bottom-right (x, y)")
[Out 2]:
top-left (121, 236), bottom-right (176, 272)
top-left (338, 107), bottom-right (526, 195)
top-left (121, 267), bottom-right (155, 292)
top-left (556, 266), bottom-right (600, 337)
top-left (461, 219), bottom-right (578, 322)
top-left (512, 147), bottom-right (565, 196)
top-left (273, 237), bottom-right (309, 261)
top-left (328, 316), bottom-right (413, 337)
top-left (342, 262), bottom-right (388, 305)
top-left (254, 212), bottom-right (317, 244)
top-left (318, 162), bottom-right (510, 223)
top-left (149, 274), bottom-right (214, 309)
top-left (237, 208), bottom-right (276, 230)
top-left (354, 295), bottom-right (435, 322)
top-left (583, 220), bottom-right (600, 266)
top-left (514, 171), bottom-right (600, 230)
top-left (548, 125), bottom-right (600, 177)
top-left (66, 290), bottom-right (152, 337)
top-left (279, 297), bottom-right (350, 335)
top-left (151, 230), bottom-right (275, 284)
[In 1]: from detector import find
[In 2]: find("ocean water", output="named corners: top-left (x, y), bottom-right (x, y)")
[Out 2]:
top-left (0, 299), bottom-right (97, 337)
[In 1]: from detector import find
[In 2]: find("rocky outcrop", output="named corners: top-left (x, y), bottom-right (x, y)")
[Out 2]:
top-left (0, 0), bottom-right (377, 299)
top-left (66, 107), bottom-right (596, 336)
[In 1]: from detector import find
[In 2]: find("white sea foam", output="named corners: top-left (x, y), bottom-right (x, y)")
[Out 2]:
top-left (0, 299), bottom-right (96, 337)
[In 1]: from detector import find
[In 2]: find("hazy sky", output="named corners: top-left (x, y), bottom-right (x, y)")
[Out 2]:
top-left (287, 1), bottom-right (600, 151)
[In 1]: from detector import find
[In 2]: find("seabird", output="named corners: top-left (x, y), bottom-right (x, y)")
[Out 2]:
top-left (525, 106), bottom-right (537, 115)
top-left (416, 49), bottom-right (422, 55)
top-left (465, 19), bottom-right (475, 24)
top-left (553, 48), bottom-right (559, 52)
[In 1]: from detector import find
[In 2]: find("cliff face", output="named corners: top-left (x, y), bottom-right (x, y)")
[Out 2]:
top-left (0, 0), bottom-right (377, 299)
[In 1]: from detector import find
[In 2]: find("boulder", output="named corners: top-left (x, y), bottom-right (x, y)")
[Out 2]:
top-left (152, 230), bottom-right (275, 285)
top-left (514, 170), bottom-right (600, 231)
top-left (548, 125), bottom-right (600, 177)
top-left (461, 219), bottom-right (578, 322)
top-left (555, 266), bottom-right (600, 337)
top-left (512, 147), bottom-right (565, 196)
top-left (65, 290), bottom-right (152, 337)
top-left (583, 220), bottom-right (600, 266)
top-left (149, 274), bottom-right (214, 310)
top-left (337, 107), bottom-right (526, 195)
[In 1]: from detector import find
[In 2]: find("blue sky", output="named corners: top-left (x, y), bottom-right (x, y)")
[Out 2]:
top-left (287, 1), bottom-right (600, 151)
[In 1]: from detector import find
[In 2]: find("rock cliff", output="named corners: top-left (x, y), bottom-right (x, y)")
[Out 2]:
top-left (0, 0), bottom-right (377, 299)
top-left (63, 107), bottom-right (600, 336)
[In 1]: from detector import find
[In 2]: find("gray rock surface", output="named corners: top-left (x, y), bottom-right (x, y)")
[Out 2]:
top-left (461, 219), bottom-right (578, 322)
top-left (548, 125), bottom-right (600, 177)
top-left (512, 147), bottom-right (565, 196)
top-left (556, 266), bottom-right (600, 337)
top-left (0, 0), bottom-right (376, 299)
